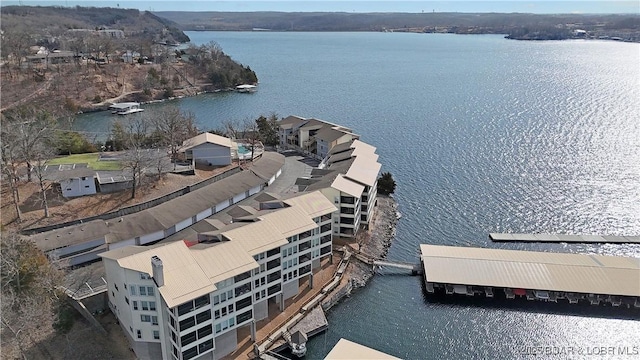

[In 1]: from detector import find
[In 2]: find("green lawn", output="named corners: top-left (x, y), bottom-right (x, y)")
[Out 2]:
top-left (48, 153), bottom-right (122, 171)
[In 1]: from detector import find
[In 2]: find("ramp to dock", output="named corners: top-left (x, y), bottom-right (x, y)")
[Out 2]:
top-left (489, 233), bottom-right (640, 244)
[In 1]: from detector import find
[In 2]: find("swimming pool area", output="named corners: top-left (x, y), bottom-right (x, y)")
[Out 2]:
top-left (237, 144), bottom-right (250, 155)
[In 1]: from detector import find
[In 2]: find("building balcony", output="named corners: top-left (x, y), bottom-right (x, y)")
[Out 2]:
top-left (320, 224), bottom-right (331, 233)
top-left (340, 196), bottom-right (356, 204)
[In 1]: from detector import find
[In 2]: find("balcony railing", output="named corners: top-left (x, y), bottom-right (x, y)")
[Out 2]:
top-left (298, 254), bottom-right (311, 264)
top-left (298, 240), bottom-right (311, 252)
top-left (320, 224), bottom-right (331, 233)
top-left (340, 207), bottom-right (355, 214)
top-left (340, 196), bottom-right (355, 204)
top-left (320, 234), bottom-right (332, 244)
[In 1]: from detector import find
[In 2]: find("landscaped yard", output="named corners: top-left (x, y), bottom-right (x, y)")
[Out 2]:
top-left (48, 153), bottom-right (122, 171)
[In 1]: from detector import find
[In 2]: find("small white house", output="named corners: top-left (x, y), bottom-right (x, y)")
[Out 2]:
top-left (179, 132), bottom-right (233, 166)
top-left (58, 168), bottom-right (97, 198)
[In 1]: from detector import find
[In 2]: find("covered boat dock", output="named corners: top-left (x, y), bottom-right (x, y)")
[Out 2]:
top-left (489, 233), bottom-right (640, 244)
top-left (420, 244), bottom-right (640, 308)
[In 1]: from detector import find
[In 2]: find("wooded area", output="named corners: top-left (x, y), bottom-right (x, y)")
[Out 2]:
top-left (157, 11), bottom-right (640, 42)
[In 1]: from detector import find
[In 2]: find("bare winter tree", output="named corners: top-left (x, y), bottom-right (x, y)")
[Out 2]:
top-left (4, 107), bottom-right (58, 182)
top-left (31, 140), bottom-right (58, 218)
top-left (242, 118), bottom-right (262, 162)
top-left (1, 232), bottom-right (64, 359)
top-left (149, 106), bottom-right (198, 170)
top-left (1, 119), bottom-right (23, 222)
top-left (116, 117), bottom-right (154, 199)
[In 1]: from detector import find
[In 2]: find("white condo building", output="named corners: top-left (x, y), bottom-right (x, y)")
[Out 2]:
top-left (99, 191), bottom-right (337, 360)
top-left (300, 139), bottom-right (381, 239)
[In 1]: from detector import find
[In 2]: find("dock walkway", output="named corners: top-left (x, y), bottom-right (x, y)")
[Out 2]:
top-left (490, 233), bottom-right (640, 244)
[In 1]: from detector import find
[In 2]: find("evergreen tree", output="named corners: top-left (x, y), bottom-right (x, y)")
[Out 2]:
top-left (378, 171), bottom-right (396, 195)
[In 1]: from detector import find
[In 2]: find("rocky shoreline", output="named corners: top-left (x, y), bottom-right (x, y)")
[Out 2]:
top-left (322, 195), bottom-right (400, 309)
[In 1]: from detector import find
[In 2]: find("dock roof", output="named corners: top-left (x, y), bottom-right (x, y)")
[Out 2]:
top-left (420, 244), bottom-right (640, 297)
top-left (325, 339), bottom-right (400, 360)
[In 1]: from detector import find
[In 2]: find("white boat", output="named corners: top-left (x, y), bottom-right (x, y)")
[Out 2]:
top-left (235, 84), bottom-right (257, 93)
top-left (109, 102), bottom-right (144, 115)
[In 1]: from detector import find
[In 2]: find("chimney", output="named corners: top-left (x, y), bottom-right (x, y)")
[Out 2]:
top-left (151, 256), bottom-right (164, 287)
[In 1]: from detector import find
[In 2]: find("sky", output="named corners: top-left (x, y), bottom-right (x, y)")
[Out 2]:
top-left (1, 1), bottom-right (639, 14)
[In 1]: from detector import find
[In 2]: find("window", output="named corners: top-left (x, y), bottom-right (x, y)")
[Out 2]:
top-left (153, 330), bottom-right (160, 340)
top-left (215, 323), bottom-right (222, 333)
top-left (213, 295), bottom-right (220, 305)
top-left (181, 332), bottom-right (197, 346)
top-left (150, 301), bottom-right (156, 311)
top-left (130, 286), bottom-right (136, 296)
top-left (198, 325), bottom-right (212, 339)
top-left (140, 273), bottom-right (151, 280)
top-left (137, 330), bottom-right (142, 339)
top-left (147, 287), bottom-right (154, 296)
top-left (196, 310), bottom-right (211, 324)
top-left (133, 301), bottom-right (138, 310)
top-left (152, 316), bottom-right (158, 325)
top-left (142, 301), bottom-right (149, 311)
top-left (215, 310), bottom-right (220, 319)
top-left (183, 347), bottom-right (198, 360)
top-left (179, 317), bottom-right (196, 331)
top-left (194, 295), bottom-right (209, 309)
top-left (139, 286), bottom-right (146, 296)
top-left (141, 315), bottom-right (151, 322)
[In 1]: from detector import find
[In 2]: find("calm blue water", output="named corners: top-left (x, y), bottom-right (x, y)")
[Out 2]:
top-left (76, 32), bottom-right (640, 359)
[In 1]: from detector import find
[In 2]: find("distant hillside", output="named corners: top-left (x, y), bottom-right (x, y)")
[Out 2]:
top-left (155, 11), bottom-right (640, 42)
top-left (0, 6), bottom-right (257, 113)
top-left (1, 5), bottom-right (189, 43)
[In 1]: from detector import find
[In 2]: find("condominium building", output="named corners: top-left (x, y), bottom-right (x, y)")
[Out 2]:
top-left (99, 191), bottom-right (337, 360)
top-left (301, 139), bottom-right (381, 239)
top-left (277, 115), bottom-right (359, 159)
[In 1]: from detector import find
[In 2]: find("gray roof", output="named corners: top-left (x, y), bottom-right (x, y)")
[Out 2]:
top-left (31, 220), bottom-right (109, 252)
top-left (146, 171), bottom-right (265, 228)
top-left (106, 212), bottom-right (166, 243)
top-left (315, 127), bottom-right (351, 143)
top-left (328, 149), bottom-right (354, 164)
top-left (327, 140), bottom-right (355, 155)
top-left (250, 152), bottom-right (285, 180)
top-left (46, 168), bottom-right (96, 181)
top-left (254, 192), bottom-right (280, 203)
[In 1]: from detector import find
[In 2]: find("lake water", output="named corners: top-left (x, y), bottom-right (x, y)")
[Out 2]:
top-left (76, 32), bottom-right (640, 359)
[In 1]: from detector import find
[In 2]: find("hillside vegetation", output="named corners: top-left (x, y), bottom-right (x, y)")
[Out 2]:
top-left (156, 11), bottom-right (640, 42)
top-left (0, 6), bottom-right (257, 112)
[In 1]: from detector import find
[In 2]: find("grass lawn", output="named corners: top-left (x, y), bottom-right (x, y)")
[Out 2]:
top-left (48, 153), bottom-right (122, 171)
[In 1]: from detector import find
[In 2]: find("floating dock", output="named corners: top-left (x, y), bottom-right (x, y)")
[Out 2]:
top-left (489, 233), bottom-right (640, 244)
top-left (420, 244), bottom-right (640, 308)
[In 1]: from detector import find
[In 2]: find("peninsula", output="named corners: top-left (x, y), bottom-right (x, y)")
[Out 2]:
top-left (0, 6), bottom-right (257, 112)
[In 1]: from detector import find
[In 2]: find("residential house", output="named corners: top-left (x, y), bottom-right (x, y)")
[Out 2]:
top-left (179, 133), bottom-right (233, 166)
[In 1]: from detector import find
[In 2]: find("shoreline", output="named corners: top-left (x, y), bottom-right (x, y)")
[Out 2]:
top-left (321, 195), bottom-right (399, 310)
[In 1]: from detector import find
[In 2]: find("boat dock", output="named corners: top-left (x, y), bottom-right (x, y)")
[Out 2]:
top-left (420, 244), bottom-right (640, 308)
top-left (489, 233), bottom-right (640, 244)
